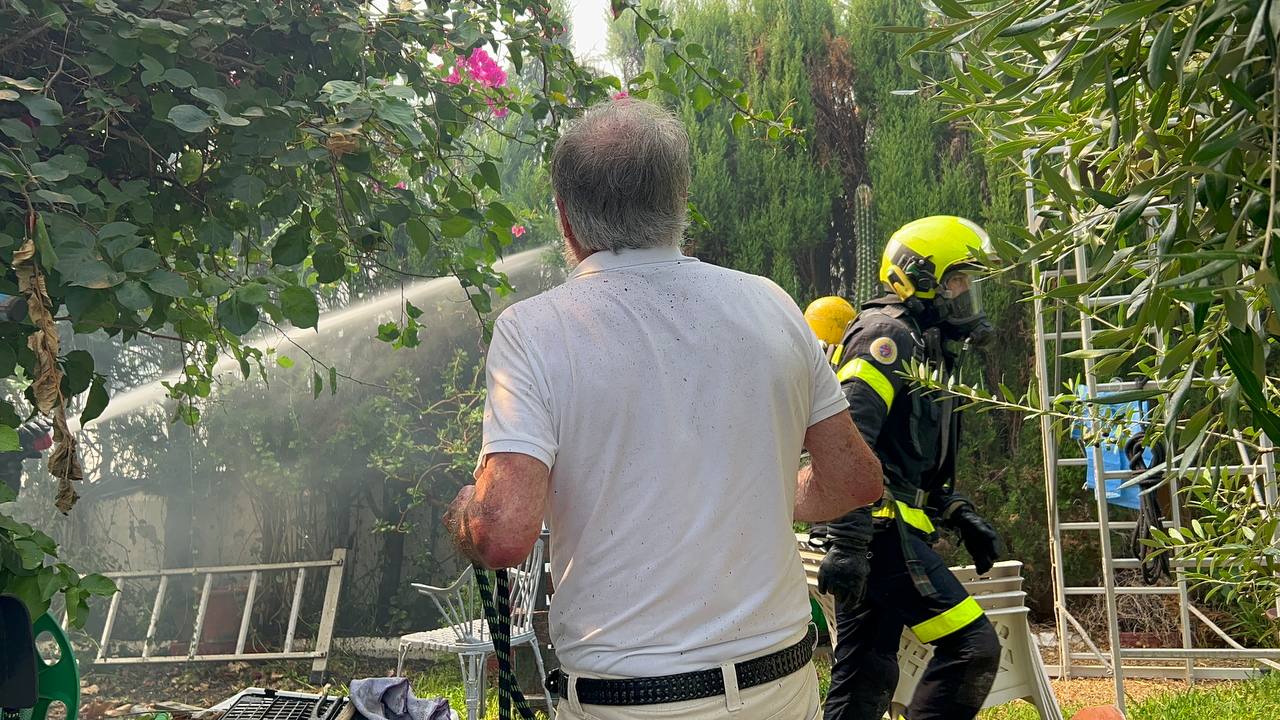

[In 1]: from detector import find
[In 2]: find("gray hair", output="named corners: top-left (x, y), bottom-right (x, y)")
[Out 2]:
top-left (550, 99), bottom-right (690, 253)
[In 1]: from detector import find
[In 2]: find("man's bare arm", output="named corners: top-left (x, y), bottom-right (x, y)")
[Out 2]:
top-left (444, 452), bottom-right (549, 569)
top-left (795, 411), bottom-right (881, 522)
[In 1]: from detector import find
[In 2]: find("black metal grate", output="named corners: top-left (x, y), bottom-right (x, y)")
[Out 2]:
top-left (221, 691), bottom-right (346, 720)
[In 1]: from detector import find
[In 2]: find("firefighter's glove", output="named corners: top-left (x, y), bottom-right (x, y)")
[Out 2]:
top-left (817, 543), bottom-right (870, 602)
top-left (817, 508), bottom-right (873, 602)
top-left (952, 507), bottom-right (1002, 574)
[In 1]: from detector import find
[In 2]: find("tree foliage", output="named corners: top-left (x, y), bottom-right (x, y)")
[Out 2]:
top-left (0, 0), bottom-right (792, 625)
top-left (911, 0), bottom-right (1280, 612)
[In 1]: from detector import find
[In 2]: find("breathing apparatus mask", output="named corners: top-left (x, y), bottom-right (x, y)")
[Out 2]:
top-left (933, 270), bottom-right (993, 348)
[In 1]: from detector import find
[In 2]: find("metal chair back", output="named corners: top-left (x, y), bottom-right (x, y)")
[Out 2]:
top-left (412, 538), bottom-right (545, 645)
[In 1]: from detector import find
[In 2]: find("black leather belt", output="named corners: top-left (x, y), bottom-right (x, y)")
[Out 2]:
top-left (545, 625), bottom-right (816, 706)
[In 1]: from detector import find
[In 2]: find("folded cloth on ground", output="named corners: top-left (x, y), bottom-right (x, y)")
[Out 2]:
top-left (348, 678), bottom-right (456, 720)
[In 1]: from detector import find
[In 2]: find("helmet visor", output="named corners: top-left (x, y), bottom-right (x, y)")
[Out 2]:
top-left (939, 270), bottom-right (983, 321)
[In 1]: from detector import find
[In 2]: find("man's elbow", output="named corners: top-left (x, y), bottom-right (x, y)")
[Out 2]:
top-left (469, 519), bottom-right (537, 569)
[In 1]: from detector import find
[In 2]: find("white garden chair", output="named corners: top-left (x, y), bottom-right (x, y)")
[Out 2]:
top-left (398, 539), bottom-right (551, 720)
top-left (797, 535), bottom-right (1062, 720)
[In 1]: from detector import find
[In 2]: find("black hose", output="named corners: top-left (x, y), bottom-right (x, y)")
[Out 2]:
top-left (1125, 433), bottom-right (1170, 584)
top-left (474, 566), bottom-right (537, 720)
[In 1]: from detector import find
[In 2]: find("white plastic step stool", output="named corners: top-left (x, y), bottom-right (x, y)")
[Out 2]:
top-left (797, 535), bottom-right (1062, 720)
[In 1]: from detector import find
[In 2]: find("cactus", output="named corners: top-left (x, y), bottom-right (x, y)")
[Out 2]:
top-left (852, 184), bottom-right (878, 304)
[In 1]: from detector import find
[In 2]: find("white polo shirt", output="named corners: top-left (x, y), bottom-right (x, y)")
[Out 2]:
top-left (479, 245), bottom-right (848, 677)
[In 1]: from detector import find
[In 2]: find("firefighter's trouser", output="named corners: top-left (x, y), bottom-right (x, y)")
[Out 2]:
top-left (823, 526), bottom-right (1000, 720)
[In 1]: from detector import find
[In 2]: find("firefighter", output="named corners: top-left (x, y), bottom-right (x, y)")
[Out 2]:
top-left (819, 216), bottom-right (1004, 720)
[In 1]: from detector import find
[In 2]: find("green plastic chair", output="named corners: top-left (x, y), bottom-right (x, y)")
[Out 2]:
top-left (27, 613), bottom-right (79, 720)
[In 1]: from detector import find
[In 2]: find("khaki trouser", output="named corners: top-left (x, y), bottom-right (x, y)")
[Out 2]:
top-left (554, 663), bottom-right (821, 720)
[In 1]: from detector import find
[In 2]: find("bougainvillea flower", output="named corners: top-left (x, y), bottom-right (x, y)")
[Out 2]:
top-left (465, 48), bottom-right (507, 89)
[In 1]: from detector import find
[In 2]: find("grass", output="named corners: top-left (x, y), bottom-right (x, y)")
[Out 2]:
top-left (398, 653), bottom-right (1280, 720)
top-left (976, 673), bottom-right (1280, 719)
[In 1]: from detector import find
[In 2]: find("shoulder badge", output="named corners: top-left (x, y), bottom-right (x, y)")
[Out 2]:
top-left (870, 336), bottom-right (898, 365)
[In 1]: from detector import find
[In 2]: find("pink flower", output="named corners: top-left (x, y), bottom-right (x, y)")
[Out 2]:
top-left (394, 181), bottom-right (407, 190)
top-left (465, 48), bottom-right (507, 89)
top-left (511, 225), bottom-right (526, 238)
top-left (444, 67), bottom-right (462, 85)
top-left (486, 96), bottom-right (509, 118)
top-left (612, 91), bottom-right (629, 100)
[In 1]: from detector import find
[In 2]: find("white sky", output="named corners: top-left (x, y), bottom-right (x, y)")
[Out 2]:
top-left (567, 0), bottom-right (614, 69)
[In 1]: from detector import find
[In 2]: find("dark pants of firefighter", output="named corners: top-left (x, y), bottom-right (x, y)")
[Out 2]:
top-left (823, 525), bottom-right (1001, 720)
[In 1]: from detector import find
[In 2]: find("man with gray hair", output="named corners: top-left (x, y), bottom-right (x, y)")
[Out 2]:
top-left (444, 99), bottom-right (881, 719)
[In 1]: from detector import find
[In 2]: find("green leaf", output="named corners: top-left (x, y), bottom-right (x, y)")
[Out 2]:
top-left (277, 147), bottom-right (327, 167)
top-left (1092, 0), bottom-right (1168, 29)
top-left (79, 374), bottom-right (110, 426)
top-left (402, 220), bottom-right (431, 257)
top-left (405, 300), bottom-right (423, 320)
top-left (692, 84), bottom-right (714, 112)
top-left (177, 150), bottom-right (203, 185)
top-left (731, 113), bottom-right (748, 135)
top-left (1062, 348), bottom-right (1126, 360)
top-left (1147, 16), bottom-right (1174, 90)
top-left (235, 282), bottom-right (270, 306)
top-left (115, 281), bottom-right (151, 311)
top-left (479, 161), bottom-right (501, 192)
top-left (312, 370), bottom-right (323, 399)
top-left (78, 573), bottom-right (118, 596)
top-left (280, 286), bottom-right (319, 329)
top-left (635, 14), bottom-right (652, 45)
top-left (1222, 328), bottom-right (1280, 441)
top-left (34, 189), bottom-right (77, 205)
top-left (484, 202), bottom-right (517, 227)
top-left (1114, 188), bottom-right (1156, 234)
top-left (217, 298), bottom-right (259, 336)
top-left (229, 175), bottom-right (267, 206)
top-left (168, 105), bottom-right (212, 133)
top-left (272, 224), bottom-right (311, 266)
top-left (657, 72), bottom-right (680, 96)
top-left (322, 80), bottom-right (362, 103)
top-left (312, 243), bottom-right (345, 283)
top-left (33, 216), bottom-right (56, 269)
top-left (1191, 132), bottom-right (1243, 164)
top-left (163, 68), bottom-right (196, 88)
top-left (0, 425), bottom-right (19, 452)
top-left (60, 251), bottom-right (124, 289)
top-left (0, 75), bottom-right (42, 91)
top-left (19, 95), bottom-right (62, 126)
top-left (30, 159), bottom-right (70, 182)
top-left (120, 248), bottom-right (160, 273)
top-left (440, 215), bottom-right (473, 238)
top-left (932, 0), bottom-right (972, 19)
top-left (376, 322), bottom-right (400, 342)
top-left (98, 221), bottom-right (138, 240)
top-left (191, 87), bottom-right (227, 109)
top-left (999, 7), bottom-right (1071, 37)
top-left (0, 118), bottom-right (33, 143)
top-left (277, 355), bottom-right (295, 369)
top-left (143, 269), bottom-right (190, 297)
